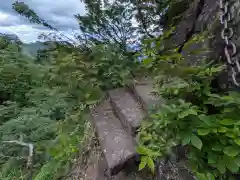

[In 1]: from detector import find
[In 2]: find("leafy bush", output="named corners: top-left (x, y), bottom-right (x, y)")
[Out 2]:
top-left (0, 36), bottom-right (100, 179)
top-left (137, 30), bottom-right (240, 179)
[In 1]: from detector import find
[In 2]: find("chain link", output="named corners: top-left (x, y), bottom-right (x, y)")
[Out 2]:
top-left (219, 0), bottom-right (240, 86)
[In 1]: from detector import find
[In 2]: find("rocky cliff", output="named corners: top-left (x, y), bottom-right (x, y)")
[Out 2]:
top-left (171, 0), bottom-right (240, 90)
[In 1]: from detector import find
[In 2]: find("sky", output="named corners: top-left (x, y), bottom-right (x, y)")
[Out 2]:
top-left (0, 0), bottom-right (86, 43)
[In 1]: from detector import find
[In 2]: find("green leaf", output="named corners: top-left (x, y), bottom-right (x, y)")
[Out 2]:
top-left (206, 173), bottom-right (215, 180)
top-left (223, 146), bottom-right (240, 157)
top-left (226, 132), bottom-right (235, 138)
top-left (136, 146), bottom-right (160, 157)
top-left (220, 119), bottom-right (234, 126)
top-left (208, 153), bottom-right (218, 164)
top-left (149, 151), bottom-right (162, 157)
top-left (143, 58), bottom-right (152, 65)
top-left (212, 143), bottom-right (223, 151)
top-left (182, 134), bottom-right (191, 145)
top-left (234, 138), bottom-right (240, 145)
top-left (220, 138), bottom-right (227, 145)
top-left (199, 115), bottom-right (214, 126)
top-left (197, 129), bottom-right (210, 136)
top-left (217, 159), bottom-right (226, 174)
top-left (191, 134), bottom-right (202, 149)
top-left (196, 173), bottom-right (207, 180)
top-left (147, 157), bottom-right (155, 173)
top-left (136, 146), bottom-right (149, 155)
top-left (218, 127), bottom-right (228, 133)
top-left (188, 160), bottom-right (198, 171)
top-left (139, 156), bottom-right (147, 171)
top-left (178, 108), bottom-right (197, 119)
top-left (234, 157), bottom-right (240, 166)
top-left (225, 159), bottom-right (239, 173)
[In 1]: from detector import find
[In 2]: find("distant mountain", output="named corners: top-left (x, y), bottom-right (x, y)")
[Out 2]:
top-left (22, 41), bottom-right (47, 57)
top-left (0, 32), bottom-right (21, 43)
top-left (0, 33), bottom-right (47, 57)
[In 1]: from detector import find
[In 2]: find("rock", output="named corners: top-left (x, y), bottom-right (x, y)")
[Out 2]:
top-left (131, 83), bottom-right (164, 112)
top-left (108, 88), bottom-right (146, 135)
top-left (156, 160), bottom-right (194, 180)
top-left (84, 154), bottom-right (154, 180)
top-left (172, 0), bottom-right (203, 49)
top-left (160, 0), bottom-right (192, 29)
top-left (91, 99), bottom-right (137, 175)
top-left (173, 0), bottom-right (240, 88)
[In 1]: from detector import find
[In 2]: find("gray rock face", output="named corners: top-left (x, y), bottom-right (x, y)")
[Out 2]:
top-left (172, 0), bottom-right (202, 48)
top-left (173, 0), bottom-right (240, 88)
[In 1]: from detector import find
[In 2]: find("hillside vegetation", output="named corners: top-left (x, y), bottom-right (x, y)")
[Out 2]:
top-left (1, 0), bottom-right (240, 180)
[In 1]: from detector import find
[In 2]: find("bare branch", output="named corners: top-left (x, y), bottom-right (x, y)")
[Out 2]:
top-left (3, 140), bottom-right (34, 169)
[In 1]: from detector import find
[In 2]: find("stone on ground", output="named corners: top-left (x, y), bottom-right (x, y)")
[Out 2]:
top-left (131, 83), bottom-right (162, 111)
top-left (108, 88), bottom-right (146, 135)
top-left (91, 98), bottom-right (137, 175)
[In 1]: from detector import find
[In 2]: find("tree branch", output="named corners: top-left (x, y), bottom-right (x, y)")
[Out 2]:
top-left (3, 140), bottom-right (34, 169)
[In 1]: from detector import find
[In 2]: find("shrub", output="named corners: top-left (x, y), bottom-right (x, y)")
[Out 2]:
top-left (137, 29), bottom-right (240, 180)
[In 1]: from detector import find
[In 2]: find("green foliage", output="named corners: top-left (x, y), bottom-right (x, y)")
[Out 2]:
top-left (138, 29), bottom-right (240, 179)
top-left (86, 44), bottom-right (137, 89)
top-left (0, 33), bottom-right (105, 179)
top-left (137, 146), bottom-right (161, 173)
top-left (46, 43), bottom-right (137, 91)
top-left (118, 0), bottom-right (171, 38)
top-left (75, 0), bottom-right (137, 51)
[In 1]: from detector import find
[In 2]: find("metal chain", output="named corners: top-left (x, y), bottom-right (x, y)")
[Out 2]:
top-left (219, 0), bottom-right (240, 86)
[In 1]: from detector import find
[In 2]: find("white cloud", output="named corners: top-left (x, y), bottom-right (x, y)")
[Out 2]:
top-left (0, 11), bottom-right (21, 26)
top-left (0, 12), bottom-right (9, 22)
top-left (1, 24), bottom-right (81, 44)
top-left (0, 0), bottom-right (86, 43)
top-left (1, 25), bottom-right (47, 43)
